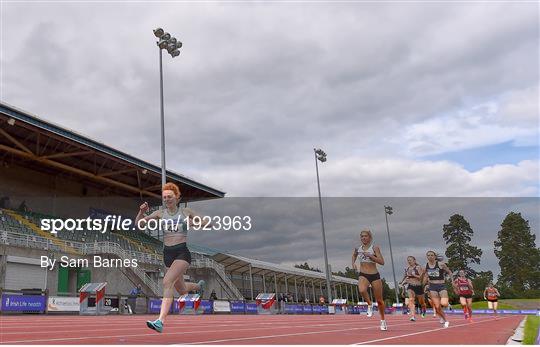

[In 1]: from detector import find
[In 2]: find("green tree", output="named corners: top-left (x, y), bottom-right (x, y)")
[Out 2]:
top-left (294, 262), bottom-right (322, 272)
top-left (381, 278), bottom-right (394, 303)
top-left (494, 212), bottom-right (540, 295)
top-left (443, 214), bottom-right (482, 277)
top-left (333, 266), bottom-right (357, 279)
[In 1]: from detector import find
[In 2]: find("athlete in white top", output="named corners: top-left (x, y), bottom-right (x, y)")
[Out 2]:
top-left (399, 256), bottom-right (427, 321)
top-left (135, 182), bottom-right (207, 333)
top-left (352, 229), bottom-right (387, 331)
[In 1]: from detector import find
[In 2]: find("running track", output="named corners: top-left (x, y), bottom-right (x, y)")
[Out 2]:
top-left (0, 314), bottom-right (522, 344)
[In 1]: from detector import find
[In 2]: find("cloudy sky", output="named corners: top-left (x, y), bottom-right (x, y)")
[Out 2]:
top-left (186, 197), bottom-right (539, 281)
top-left (1, 2), bottom-right (538, 281)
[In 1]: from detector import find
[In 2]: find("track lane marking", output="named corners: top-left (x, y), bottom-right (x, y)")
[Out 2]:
top-left (353, 316), bottom-right (516, 345)
top-left (0, 317), bottom-right (436, 343)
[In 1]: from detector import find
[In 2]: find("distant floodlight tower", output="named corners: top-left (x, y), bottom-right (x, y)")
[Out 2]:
top-left (314, 148), bottom-right (332, 302)
top-left (153, 27), bottom-right (183, 188)
top-left (384, 205), bottom-right (400, 306)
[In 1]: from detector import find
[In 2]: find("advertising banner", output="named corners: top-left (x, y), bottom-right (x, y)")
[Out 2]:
top-left (200, 300), bottom-right (213, 314)
top-left (246, 302), bottom-right (258, 314)
top-left (47, 296), bottom-right (79, 312)
top-left (1, 294), bottom-right (46, 312)
top-left (213, 300), bottom-right (231, 313)
top-left (230, 301), bottom-right (246, 314)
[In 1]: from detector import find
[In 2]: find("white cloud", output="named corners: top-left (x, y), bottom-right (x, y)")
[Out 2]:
top-left (500, 87), bottom-right (539, 124)
top-left (1, 2), bottom-right (538, 198)
top-left (401, 98), bottom-right (538, 156)
top-left (189, 196), bottom-right (540, 281)
top-left (1, 3), bottom-right (538, 287)
top-left (197, 157), bottom-right (539, 197)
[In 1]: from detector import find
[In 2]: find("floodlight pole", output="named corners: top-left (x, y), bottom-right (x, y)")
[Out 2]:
top-left (154, 27), bottom-right (181, 188)
top-left (384, 205), bottom-right (400, 306)
top-left (314, 148), bottom-right (332, 303)
top-left (159, 48), bottom-right (166, 189)
top-left (154, 27), bottom-right (182, 242)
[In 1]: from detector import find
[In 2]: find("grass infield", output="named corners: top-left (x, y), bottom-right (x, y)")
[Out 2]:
top-left (450, 298), bottom-right (540, 310)
top-left (522, 316), bottom-right (540, 345)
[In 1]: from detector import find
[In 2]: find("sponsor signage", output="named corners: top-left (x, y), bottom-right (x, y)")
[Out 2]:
top-left (148, 299), bottom-right (162, 313)
top-left (246, 302), bottom-right (258, 314)
top-left (149, 299), bottom-right (177, 313)
top-left (200, 300), bottom-right (213, 314)
top-left (1, 294), bottom-right (46, 312)
top-left (230, 301), bottom-right (246, 314)
top-left (213, 300), bottom-right (231, 313)
top-left (284, 304), bottom-right (295, 314)
top-left (302, 305), bottom-right (313, 314)
top-left (48, 296), bottom-right (79, 312)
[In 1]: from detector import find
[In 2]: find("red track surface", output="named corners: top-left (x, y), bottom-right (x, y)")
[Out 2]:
top-left (0, 313), bottom-right (522, 344)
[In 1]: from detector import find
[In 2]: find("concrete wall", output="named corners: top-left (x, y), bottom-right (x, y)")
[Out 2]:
top-left (0, 243), bottom-right (238, 301)
top-left (0, 244), bottom-right (160, 296)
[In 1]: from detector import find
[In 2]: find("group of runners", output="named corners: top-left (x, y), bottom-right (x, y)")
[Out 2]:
top-left (138, 183), bottom-right (502, 333)
top-left (352, 229), bottom-right (501, 331)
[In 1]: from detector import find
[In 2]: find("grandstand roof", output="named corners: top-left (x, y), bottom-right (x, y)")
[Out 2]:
top-left (0, 102), bottom-right (225, 201)
top-left (212, 253), bottom-right (357, 285)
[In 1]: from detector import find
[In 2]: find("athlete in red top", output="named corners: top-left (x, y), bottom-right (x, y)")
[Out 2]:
top-left (483, 282), bottom-right (500, 315)
top-left (453, 270), bottom-right (474, 322)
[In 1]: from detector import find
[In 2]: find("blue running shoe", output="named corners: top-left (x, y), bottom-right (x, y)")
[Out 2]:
top-left (146, 319), bottom-right (163, 333)
top-left (197, 280), bottom-right (206, 297)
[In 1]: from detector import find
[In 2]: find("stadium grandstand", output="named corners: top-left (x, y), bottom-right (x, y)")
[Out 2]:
top-left (0, 101), bottom-right (359, 311)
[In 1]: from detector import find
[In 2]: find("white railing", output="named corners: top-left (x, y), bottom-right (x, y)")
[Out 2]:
top-left (0, 230), bottom-right (244, 299)
top-left (82, 241), bottom-right (162, 265)
top-left (1, 230), bottom-right (162, 295)
top-left (192, 258), bottom-right (243, 299)
top-left (86, 241), bottom-right (161, 295)
top-left (1, 230), bottom-right (162, 264)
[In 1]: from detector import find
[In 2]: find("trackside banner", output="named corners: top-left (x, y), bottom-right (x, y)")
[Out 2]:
top-left (1, 294), bottom-right (46, 312)
top-left (230, 300), bottom-right (246, 313)
top-left (48, 296), bottom-right (79, 312)
top-left (213, 300), bottom-right (231, 313)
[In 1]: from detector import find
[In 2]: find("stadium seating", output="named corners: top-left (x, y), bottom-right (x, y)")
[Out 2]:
top-left (0, 208), bottom-right (222, 258)
top-left (0, 209), bottom-right (35, 235)
top-left (0, 208), bottom-right (162, 254)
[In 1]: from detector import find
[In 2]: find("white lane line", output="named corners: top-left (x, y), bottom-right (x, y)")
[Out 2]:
top-left (1, 315), bottom-right (489, 344)
top-left (0, 318), bottom-right (409, 343)
top-left (353, 316), bottom-right (515, 345)
top-left (182, 319), bottom-right (445, 345)
top-left (0, 319), bottom-right (369, 336)
top-left (0, 315), bottom-right (373, 328)
top-left (0, 316), bottom-right (362, 330)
